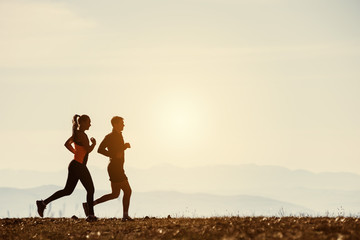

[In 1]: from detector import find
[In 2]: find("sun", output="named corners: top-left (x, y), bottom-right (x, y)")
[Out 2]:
top-left (162, 101), bottom-right (197, 135)
top-left (167, 106), bottom-right (194, 133)
top-left (154, 94), bottom-right (205, 145)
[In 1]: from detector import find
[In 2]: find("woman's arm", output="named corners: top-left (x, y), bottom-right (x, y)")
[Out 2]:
top-left (87, 137), bottom-right (96, 153)
top-left (76, 132), bottom-right (96, 153)
top-left (64, 136), bottom-right (75, 154)
top-left (82, 135), bottom-right (96, 153)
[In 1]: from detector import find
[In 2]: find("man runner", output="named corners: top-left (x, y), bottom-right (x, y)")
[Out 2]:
top-left (83, 116), bottom-right (133, 221)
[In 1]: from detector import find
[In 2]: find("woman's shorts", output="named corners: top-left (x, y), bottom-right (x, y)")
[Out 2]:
top-left (107, 161), bottom-right (128, 183)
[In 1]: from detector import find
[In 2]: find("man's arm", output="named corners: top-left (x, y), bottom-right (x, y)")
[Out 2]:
top-left (98, 136), bottom-right (113, 158)
top-left (114, 143), bottom-right (131, 158)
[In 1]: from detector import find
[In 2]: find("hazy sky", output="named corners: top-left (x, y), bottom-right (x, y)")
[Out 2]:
top-left (1, 0), bottom-right (360, 174)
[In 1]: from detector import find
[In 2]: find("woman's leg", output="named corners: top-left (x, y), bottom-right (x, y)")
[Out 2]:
top-left (93, 182), bottom-right (121, 205)
top-left (79, 166), bottom-right (95, 216)
top-left (43, 161), bottom-right (79, 205)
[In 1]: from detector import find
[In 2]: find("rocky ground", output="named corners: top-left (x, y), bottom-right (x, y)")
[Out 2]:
top-left (1, 217), bottom-right (360, 240)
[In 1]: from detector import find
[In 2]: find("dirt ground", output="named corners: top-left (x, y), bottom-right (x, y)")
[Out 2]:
top-left (1, 217), bottom-right (360, 240)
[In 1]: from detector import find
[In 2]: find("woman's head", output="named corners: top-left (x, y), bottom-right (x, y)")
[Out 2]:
top-left (73, 114), bottom-right (91, 133)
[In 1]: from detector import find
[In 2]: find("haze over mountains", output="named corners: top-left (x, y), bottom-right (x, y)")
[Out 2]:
top-left (1, 164), bottom-right (360, 217)
top-left (1, 186), bottom-right (309, 218)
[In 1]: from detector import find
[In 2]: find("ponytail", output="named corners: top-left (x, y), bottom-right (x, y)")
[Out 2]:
top-left (72, 114), bottom-right (80, 140)
top-left (72, 114), bottom-right (90, 144)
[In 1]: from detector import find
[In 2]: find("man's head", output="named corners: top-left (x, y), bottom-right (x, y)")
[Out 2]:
top-left (111, 116), bottom-right (124, 132)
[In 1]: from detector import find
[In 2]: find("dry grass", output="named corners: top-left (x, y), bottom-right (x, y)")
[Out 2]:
top-left (1, 217), bottom-right (360, 240)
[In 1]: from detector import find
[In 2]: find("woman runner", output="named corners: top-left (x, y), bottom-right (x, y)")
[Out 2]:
top-left (36, 114), bottom-right (98, 222)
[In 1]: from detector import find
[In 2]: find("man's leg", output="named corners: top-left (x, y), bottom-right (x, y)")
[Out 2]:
top-left (119, 180), bottom-right (132, 219)
top-left (93, 182), bottom-right (121, 205)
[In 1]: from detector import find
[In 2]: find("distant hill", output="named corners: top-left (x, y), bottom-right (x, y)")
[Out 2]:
top-left (2, 164), bottom-right (360, 191)
top-left (1, 164), bottom-right (360, 215)
top-left (125, 164), bottom-right (360, 193)
top-left (0, 186), bottom-right (309, 218)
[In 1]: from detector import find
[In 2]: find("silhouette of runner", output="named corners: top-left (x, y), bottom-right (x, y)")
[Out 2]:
top-left (36, 114), bottom-right (97, 222)
top-left (83, 116), bottom-right (133, 221)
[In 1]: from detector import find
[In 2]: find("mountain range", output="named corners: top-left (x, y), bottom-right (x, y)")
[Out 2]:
top-left (1, 164), bottom-right (360, 217)
top-left (0, 185), bottom-right (310, 218)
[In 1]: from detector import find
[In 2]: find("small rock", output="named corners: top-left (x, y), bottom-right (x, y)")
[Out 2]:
top-left (71, 215), bottom-right (79, 220)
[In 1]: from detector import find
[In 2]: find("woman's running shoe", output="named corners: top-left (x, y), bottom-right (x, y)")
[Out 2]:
top-left (36, 200), bottom-right (46, 217)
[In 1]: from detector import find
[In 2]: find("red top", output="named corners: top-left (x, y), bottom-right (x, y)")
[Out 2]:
top-left (74, 143), bottom-right (87, 164)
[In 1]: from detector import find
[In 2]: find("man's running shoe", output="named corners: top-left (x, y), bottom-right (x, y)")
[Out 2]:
top-left (121, 216), bottom-right (134, 222)
top-left (86, 215), bottom-right (98, 222)
top-left (82, 202), bottom-right (89, 217)
top-left (36, 200), bottom-right (46, 217)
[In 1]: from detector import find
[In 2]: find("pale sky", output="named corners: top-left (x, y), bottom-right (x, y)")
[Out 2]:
top-left (1, 0), bottom-right (360, 174)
